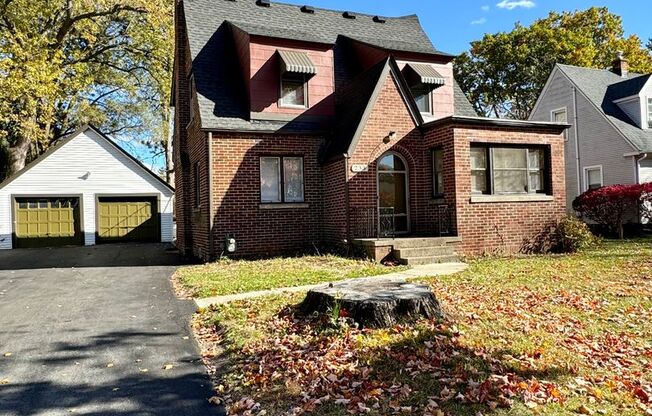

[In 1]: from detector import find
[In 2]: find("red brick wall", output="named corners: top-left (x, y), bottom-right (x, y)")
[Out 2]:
top-left (209, 132), bottom-right (326, 258)
top-left (424, 125), bottom-right (567, 255)
top-left (347, 71), bottom-right (431, 236)
top-left (249, 37), bottom-right (335, 117)
top-left (322, 158), bottom-right (348, 246)
top-left (173, 3), bottom-right (193, 255)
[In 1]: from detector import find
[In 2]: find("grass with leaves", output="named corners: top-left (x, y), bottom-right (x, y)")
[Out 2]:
top-left (195, 239), bottom-right (652, 415)
top-left (176, 255), bottom-right (405, 298)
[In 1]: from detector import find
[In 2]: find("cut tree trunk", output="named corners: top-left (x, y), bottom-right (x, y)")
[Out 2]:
top-left (300, 279), bottom-right (443, 328)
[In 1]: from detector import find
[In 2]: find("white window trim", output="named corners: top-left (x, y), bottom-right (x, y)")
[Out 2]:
top-left (279, 73), bottom-right (309, 109)
top-left (647, 97), bottom-right (652, 129)
top-left (583, 165), bottom-right (604, 192)
top-left (551, 107), bottom-right (568, 141)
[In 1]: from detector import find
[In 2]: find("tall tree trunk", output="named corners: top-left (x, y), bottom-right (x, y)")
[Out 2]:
top-left (6, 133), bottom-right (32, 176)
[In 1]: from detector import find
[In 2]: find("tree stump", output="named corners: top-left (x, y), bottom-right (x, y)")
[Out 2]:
top-left (300, 279), bottom-right (442, 328)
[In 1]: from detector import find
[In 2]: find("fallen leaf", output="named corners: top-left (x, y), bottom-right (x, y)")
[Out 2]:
top-left (578, 405), bottom-right (594, 415)
top-left (163, 364), bottom-right (174, 370)
top-left (106, 363), bottom-right (114, 368)
top-left (3, 352), bottom-right (12, 357)
top-left (0, 379), bottom-right (9, 385)
top-left (139, 368), bottom-right (148, 373)
top-left (208, 396), bottom-right (223, 406)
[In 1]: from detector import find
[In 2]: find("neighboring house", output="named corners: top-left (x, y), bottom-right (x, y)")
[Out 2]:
top-left (173, 0), bottom-right (568, 261)
top-left (0, 126), bottom-right (175, 249)
top-left (530, 55), bottom-right (652, 211)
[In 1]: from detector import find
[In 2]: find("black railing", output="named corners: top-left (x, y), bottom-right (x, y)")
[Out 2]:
top-left (350, 206), bottom-right (377, 239)
top-left (428, 204), bottom-right (452, 237)
top-left (378, 207), bottom-right (395, 238)
top-left (350, 204), bottom-right (452, 239)
top-left (350, 206), bottom-right (395, 239)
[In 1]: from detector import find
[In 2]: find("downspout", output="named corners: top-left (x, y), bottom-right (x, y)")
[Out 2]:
top-left (344, 153), bottom-right (351, 245)
top-left (572, 87), bottom-right (582, 194)
top-left (207, 132), bottom-right (215, 260)
top-left (635, 153), bottom-right (648, 184)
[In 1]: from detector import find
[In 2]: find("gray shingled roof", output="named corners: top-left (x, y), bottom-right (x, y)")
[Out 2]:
top-left (557, 64), bottom-right (652, 153)
top-left (182, 0), bottom-right (471, 134)
top-left (453, 79), bottom-right (478, 117)
top-left (183, 0), bottom-right (445, 61)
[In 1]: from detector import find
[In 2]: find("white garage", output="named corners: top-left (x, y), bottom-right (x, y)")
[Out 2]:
top-left (0, 125), bottom-right (174, 249)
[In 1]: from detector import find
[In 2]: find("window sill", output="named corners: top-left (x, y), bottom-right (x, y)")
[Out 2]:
top-left (470, 194), bottom-right (555, 203)
top-left (259, 203), bottom-right (309, 210)
top-left (429, 197), bottom-right (446, 204)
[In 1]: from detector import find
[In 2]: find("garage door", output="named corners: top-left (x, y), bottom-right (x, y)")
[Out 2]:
top-left (14, 198), bottom-right (83, 248)
top-left (97, 197), bottom-right (159, 243)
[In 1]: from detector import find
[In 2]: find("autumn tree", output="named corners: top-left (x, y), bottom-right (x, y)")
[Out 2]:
top-left (0, 0), bottom-right (173, 181)
top-left (455, 7), bottom-right (652, 119)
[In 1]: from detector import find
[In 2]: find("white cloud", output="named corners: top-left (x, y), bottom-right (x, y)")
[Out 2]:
top-left (471, 17), bottom-right (487, 25)
top-left (481, 5), bottom-right (490, 12)
top-left (496, 0), bottom-right (536, 10)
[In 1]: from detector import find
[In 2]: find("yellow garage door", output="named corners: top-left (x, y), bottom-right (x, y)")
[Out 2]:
top-left (97, 197), bottom-right (159, 243)
top-left (14, 198), bottom-right (82, 248)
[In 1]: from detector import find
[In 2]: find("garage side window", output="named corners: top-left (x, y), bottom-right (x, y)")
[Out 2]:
top-left (194, 162), bottom-right (201, 208)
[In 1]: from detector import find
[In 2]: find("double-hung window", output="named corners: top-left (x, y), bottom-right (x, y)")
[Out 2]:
top-left (647, 98), bottom-right (652, 129)
top-left (260, 156), bottom-right (305, 203)
top-left (584, 166), bottom-right (603, 191)
top-left (432, 148), bottom-right (444, 196)
top-left (470, 145), bottom-right (550, 195)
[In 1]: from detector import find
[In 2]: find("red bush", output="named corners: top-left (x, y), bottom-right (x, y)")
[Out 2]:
top-left (572, 183), bottom-right (652, 238)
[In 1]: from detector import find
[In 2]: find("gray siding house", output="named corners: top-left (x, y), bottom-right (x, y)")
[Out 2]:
top-left (530, 56), bottom-right (652, 211)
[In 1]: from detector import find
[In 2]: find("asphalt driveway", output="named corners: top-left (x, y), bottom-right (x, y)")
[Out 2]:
top-left (0, 244), bottom-right (224, 416)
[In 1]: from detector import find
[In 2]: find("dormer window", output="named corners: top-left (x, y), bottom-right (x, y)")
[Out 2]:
top-left (403, 63), bottom-right (446, 116)
top-left (280, 73), bottom-right (307, 108)
top-left (411, 84), bottom-right (431, 114)
top-left (647, 98), bottom-right (652, 128)
top-left (277, 50), bottom-right (316, 109)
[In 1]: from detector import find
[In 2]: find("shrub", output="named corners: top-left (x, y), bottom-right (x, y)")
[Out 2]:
top-left (522, 215), bottom-right (599, 254)
top-left (554, 215), bottom-right (601, 253)
top-left (573, 183), bottom-right (652, 239)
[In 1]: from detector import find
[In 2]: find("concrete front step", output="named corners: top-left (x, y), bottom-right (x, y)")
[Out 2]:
top-left (390, 236), bottom-right (461, 249)
top-left (394, 246), bottom-right (456, 258)
top-left (398, 254), bottom-right (460, 266)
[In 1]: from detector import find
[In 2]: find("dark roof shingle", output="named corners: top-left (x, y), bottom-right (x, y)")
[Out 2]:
top-left (557, 64), bottom-right (652, 152)
top-left (183, 0), bottom-right (446, 60)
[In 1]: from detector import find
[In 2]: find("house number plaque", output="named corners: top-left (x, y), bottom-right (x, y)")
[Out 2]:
top-left (351, 164), bottom-right (369, 173)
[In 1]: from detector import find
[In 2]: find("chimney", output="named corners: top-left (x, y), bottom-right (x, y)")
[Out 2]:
top-left (612, 51), bottom-right (629, 78)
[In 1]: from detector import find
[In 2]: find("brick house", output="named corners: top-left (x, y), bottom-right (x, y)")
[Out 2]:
top-left (172, 0), bottom-right (569, 262)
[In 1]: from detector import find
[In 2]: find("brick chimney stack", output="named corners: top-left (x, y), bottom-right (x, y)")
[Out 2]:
top-left (612, 51), bottom-right (629, 78)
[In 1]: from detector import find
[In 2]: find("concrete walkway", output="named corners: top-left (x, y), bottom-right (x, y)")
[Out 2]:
top-left (195, 262), bottom-right (467, 308)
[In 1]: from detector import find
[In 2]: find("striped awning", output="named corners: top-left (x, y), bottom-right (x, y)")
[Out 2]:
top-left (278, 50), bottom-right (317, 75)
top-left (406, 63), bottom-right (446, 86)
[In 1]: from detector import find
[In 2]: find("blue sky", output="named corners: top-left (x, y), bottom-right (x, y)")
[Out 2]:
top-left (281, 0), bottom-right (651, 55)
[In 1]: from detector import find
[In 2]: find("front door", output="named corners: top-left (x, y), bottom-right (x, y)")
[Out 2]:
top-left (377, 152), bottom-right (409, 235)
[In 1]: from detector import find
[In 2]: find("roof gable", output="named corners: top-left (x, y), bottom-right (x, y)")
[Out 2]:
top-left (324, 57), bottom-right (422, 160)
top-left (556, 64), bottom-right (652, 152)
top-left (0, 126), bottom-right (174, 192)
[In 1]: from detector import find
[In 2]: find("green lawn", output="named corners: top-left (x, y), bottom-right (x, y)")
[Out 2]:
top-left (176, 255), bottom-right (406, 298)
top-left (195, 239), bottom-right (652, 415)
